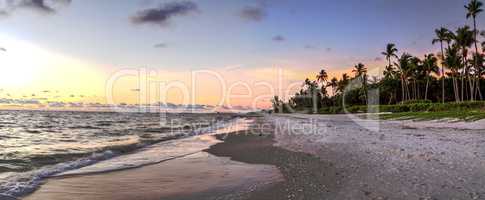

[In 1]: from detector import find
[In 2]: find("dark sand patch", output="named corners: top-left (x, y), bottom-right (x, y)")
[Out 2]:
top-left (205, 131), bottom-right (340, 199)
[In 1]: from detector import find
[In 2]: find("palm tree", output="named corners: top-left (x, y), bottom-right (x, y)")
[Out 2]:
top-left (352, 63), bottom-right (368, 102)
top-left (383, 65), bottom-right (396, 79)
top-left (316, 69), bottom-right (328, 84)
top-left (466, 0), bottom-right (483, 56)
top-left (422, 54), bottom-right (439, 100)
top-left (394, 53), bottom-right (412, 102)
top-left (466, 0), bottom-right (483, 100)
top-left (469, 52), bottom-right (484, 99)
top-left (271, 96), bottom-right (282, 113)
top-left (382, 43), bottom-right (398, 68)
top-left (316, 69), bottom-right (329, 98)
top-left (352, 63), bottom-right (367, 78)
top-left (433, 27), bottom-right (452, 103)
top-left (444, 45), bottom-right (463, 102)
top-left (409, 56), bottom-right (423, 100)
top-left (454, 26), bottom-right (474, 101)
top-left (327, 77), bottom-right (338, 95)
top-left (337, 73), bottom-right (350, 93)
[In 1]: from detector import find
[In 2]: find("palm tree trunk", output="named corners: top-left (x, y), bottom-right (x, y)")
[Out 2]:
top-left (453, 76), bottom-right (460, 102)
top-left (461, 56), bottom-right (466, 102)
top-left (473, 17), bottom-right (479, 101)
top-left (425, 76), bottom-right (429, 100)
top-left (461, 75), bottom-right (465, 101)
top-left (406, 80), bottom-right (411, 101)
top-left (470, 76), bottom-right (476, 101)
top-left (363, 75), bottom-right (368, 103)
top-left (464, 63), bottom-right (473, 101)
top-left (400, 77), bottom-right (405, 103)
top-left (414, 80), bottom-right (417, 100)
top-left (477, 78), bottom-right (483, 100)
top-left (440, 42), bottom-right (445, 103)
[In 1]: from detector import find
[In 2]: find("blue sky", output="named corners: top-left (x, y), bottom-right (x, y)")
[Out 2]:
top-left (1, 0), bottom-right (480, 70)
top-left (0, 0), bottom-right (483, 107)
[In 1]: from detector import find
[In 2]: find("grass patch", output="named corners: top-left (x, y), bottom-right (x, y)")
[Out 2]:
top-left (379, 110), bottom-right (485, 122)
top-left (316, 101), bottom-right (485, 121)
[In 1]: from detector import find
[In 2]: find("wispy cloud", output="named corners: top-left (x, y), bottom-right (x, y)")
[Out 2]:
top-left (240, 6), bottom-right (266, 22)
top-left (0, 0), bottom-right (72, 15)
top-left (0, 98), bottom-right (40, 105)
top-left (304, 45), bottom-right (318, 50)
top-left (21, 0), bottom-right (56, 13)
top-left (131, 1), bottom-right (198, 27)
top-left (0, 10), bottom-right (8, 17)
top-left (153, 43), bottom-right (167, 48)
top-left (272, 35), bottom-right (285, 42)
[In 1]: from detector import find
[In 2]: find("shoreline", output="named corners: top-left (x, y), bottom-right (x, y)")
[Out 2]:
top-left (23, 114), bottom-right (485, 199)
top-left (23, 117), bottom-right (284, 200)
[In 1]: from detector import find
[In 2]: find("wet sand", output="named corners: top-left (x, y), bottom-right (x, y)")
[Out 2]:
top-left (24, 151), bottom-right (282, 200)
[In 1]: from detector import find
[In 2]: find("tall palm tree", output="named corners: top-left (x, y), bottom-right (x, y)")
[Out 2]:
top-left (466, 0), bottom-right (483, 56)
top-left (409, 56), bottom-right (423, 100)
top-left (466, 0), bottom-right (483, 100)
top-left (382, 43), bottom-right (398, 68)
top-left (383, 65), bottom-right (396, 79)
top-left (352, 63), bottom-right (367, 78)
top-left (454, 26), bottom-right (474, 101)
top-left (316, 69), bottom-right (329, 98)
top-left (337, 73), bottom-right (350, 93)
top-left (352, 63), bottom-right (368, 102)
top-left (433, 27), bottom-right (452, 103)
top-left (470, 52), bottom-right (484, 99)
top-left (444, 45), bottom-right (463, 102)
top-left (394, 53), bottom-right (412, 102)
top-left (422, 54), bottom-right (440, 100)
top-left (327, 77), bottom-right (338, 95)
top-left (316, 69), bottom-right (328, 84)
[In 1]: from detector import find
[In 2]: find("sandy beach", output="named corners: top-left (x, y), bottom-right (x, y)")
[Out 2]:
top-left (24, 114), bottom-right (485, 200)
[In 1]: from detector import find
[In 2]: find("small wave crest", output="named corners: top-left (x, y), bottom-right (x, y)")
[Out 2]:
top-left (0, 150), bottom-right (116, 197)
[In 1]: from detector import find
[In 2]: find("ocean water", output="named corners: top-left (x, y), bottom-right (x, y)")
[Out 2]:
top-left (0, 110), bottom-right (244, 198)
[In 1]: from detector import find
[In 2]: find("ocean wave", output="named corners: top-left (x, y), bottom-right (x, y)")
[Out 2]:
top-left (0, 150), bottom-right (117, 197)
top-left (0, 117), bottom-right (246, 198)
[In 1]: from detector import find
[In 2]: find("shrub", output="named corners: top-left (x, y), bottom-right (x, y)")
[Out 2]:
top-left (318, 101), bottom-right (485, 114)
top-left (402, 99), bottom-right (432, 104)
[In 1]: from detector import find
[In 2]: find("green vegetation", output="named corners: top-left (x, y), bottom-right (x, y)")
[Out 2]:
top-left (379, 111), bottom-right (485, 121)
top-left (271, 0), bottom-right (485, 121)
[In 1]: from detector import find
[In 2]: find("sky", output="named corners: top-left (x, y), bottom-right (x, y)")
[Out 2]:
top-left (0, 0), bottom-right (483, 110)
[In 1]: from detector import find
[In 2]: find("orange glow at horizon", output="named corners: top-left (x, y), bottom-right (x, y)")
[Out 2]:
top-left (0, 34), bottom-right (388, 110)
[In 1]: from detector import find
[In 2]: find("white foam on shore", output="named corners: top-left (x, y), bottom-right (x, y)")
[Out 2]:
top-left (0, 150), bottom-right (117, 197)
top-left (0, 118), bottom-right (251, 198)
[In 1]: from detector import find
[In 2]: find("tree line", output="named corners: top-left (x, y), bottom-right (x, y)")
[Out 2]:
top-left (272, 0), bottom-right (485, 113)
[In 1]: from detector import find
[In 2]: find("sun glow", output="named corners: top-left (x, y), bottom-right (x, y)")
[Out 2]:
top-left (0, 35), bottom-right (45, 88)
top-left (0, 34), bottom-right (106, 102)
